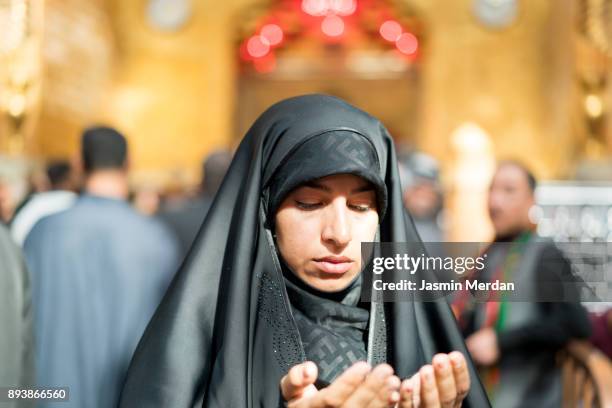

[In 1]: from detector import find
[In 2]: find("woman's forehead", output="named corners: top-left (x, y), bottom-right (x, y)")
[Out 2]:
top-left (295, 174), bottom-right (376, 193)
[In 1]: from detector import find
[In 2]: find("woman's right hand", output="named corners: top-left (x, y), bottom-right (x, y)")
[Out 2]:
top-left (281, 361), bottom-right (401, 408)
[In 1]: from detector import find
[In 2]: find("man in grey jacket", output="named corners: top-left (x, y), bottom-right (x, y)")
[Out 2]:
top-left (0, 224), bottom-right (34, 408)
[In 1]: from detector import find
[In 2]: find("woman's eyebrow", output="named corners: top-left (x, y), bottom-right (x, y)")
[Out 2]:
top-left (301, 181), bottom-right (330, 192)
top-left (351, 184), bottom-right (376, 194)
top-left (300, 181), bottom-right (375, 194)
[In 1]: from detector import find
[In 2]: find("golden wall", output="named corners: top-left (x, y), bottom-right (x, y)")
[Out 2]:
top-left (99, 0), bottom-right (250, 186)
top-left (409, 0), bottom-right (578, 179)
top-left (402, 0), bottom-right (580, 240)
top-left (2, 0), bottom-right (609, 240)
top-left (4, 1), bottom-right (587, 181)
top-left (26, 0), bottom-right (257, 186)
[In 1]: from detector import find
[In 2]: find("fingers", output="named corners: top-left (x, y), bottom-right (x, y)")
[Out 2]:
top-left (342, 364), bottom-right (399, 408)
top-left (432, 354), bottom-right (456, 408)
top-left (371, 374), bottom-right (401, 408)
top-left (398, 373), bottom-right (420, 408)
top-left (313, 361), bottom-right (371, 407)
top-left (448, 352), bottom-right (470, 407)
top-left (412, 374), bottom-right (421, 407)
top-left (281, 361), bottom-right (318, 401)
top-left (419, 365), bottom-right (441, 408)
top-left (282, 355), bottom-right (470, 408)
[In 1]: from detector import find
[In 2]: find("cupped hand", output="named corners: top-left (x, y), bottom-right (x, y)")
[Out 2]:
top-left (281, 361), bottom-right (401, 408)
top-left (396, 352), bottom-right (470, 408)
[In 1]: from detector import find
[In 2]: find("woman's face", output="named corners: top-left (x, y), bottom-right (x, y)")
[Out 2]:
top-left (275, 174), bottom-right (379, 292)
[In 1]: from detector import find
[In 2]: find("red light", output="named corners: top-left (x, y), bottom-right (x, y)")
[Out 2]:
top-left (396, 32), bottom-right (418, 55)
top-left (331, 0), bottom-right (356, 16)
top-left (239, 41), bottom-right (251, 61)
top-left (302, 0), bottom-right (356, 16)
top-left (261, 24), bottom-right (283, 46)
top-left (254, 53), bottom-right (276, 73)
top-left (302, 0), bottom-right (327, 16)
top-left (321, 14), bottom-right (344, 37)
top-left (380, 20), bottom-right (402, 42)
top-left (247, 35), bottom-right (270, 58)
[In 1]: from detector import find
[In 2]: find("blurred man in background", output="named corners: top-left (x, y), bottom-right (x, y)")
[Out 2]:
top-left (0, 224), bottom-right (34, 408)
top-left (0, 167), bottom-right (30, 226)
top-left (398, 151), bottom-right (445, 243)
top-left (0, 181), bottom-right (12, 224)
top-left (24, 126), bottom-right (180, 408)
top-left (11, 161), bottom-right (78, 246)
top-left (157, 149), bottom-right (232, 258)
top-left (456, 161), bottom-right (591, 408)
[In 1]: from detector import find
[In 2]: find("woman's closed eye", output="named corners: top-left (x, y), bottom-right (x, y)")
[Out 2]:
top-left (348, 203), bottom-right (372, 212)
top-left (295, 200), bottom-right (323, 210)
top-left (295, 200), bottom-right (374, 212)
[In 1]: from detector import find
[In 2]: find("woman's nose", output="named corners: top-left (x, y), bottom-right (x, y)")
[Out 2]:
top-left (321, 198), bottom-right (351, 247)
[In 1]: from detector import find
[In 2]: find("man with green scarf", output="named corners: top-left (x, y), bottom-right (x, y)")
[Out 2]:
top-left (457, 161), bottom-right (591, 408)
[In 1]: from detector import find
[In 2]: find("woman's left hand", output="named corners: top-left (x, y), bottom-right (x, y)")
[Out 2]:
top-left (396, 351), bottom-right (470, 408)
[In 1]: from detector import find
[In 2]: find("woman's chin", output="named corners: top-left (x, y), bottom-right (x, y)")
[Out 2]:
top-left (307, 273), bottom-right (356, 293)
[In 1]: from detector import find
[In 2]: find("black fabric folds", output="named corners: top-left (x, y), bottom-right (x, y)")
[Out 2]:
top-left (283, 272), bottom-right (369, 388)
top-left (119, 94), bottom-right (490, 408)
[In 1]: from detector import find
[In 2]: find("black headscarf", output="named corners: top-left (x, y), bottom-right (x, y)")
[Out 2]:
top-left (119, 94), bottom-right (490, 407)
top-left (265, 130), bottom-right (388, 223)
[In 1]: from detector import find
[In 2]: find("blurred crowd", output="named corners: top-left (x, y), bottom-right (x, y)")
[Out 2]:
top-left (0, 125), bottom-right (611, 408)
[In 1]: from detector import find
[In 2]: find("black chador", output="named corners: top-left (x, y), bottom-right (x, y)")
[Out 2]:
top-left (120, 95), bottom-right (491, 408)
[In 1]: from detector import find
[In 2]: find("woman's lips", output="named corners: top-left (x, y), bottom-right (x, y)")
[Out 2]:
top-left (313, 257), bottom-right (354, 275)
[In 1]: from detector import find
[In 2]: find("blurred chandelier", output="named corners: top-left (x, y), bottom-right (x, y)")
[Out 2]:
top-left (237, 0), bottom-right (421, 74)
top-left (0, 0), bottom-right (43, 155)
top-left (585, 0), bottom-right (612, 56)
